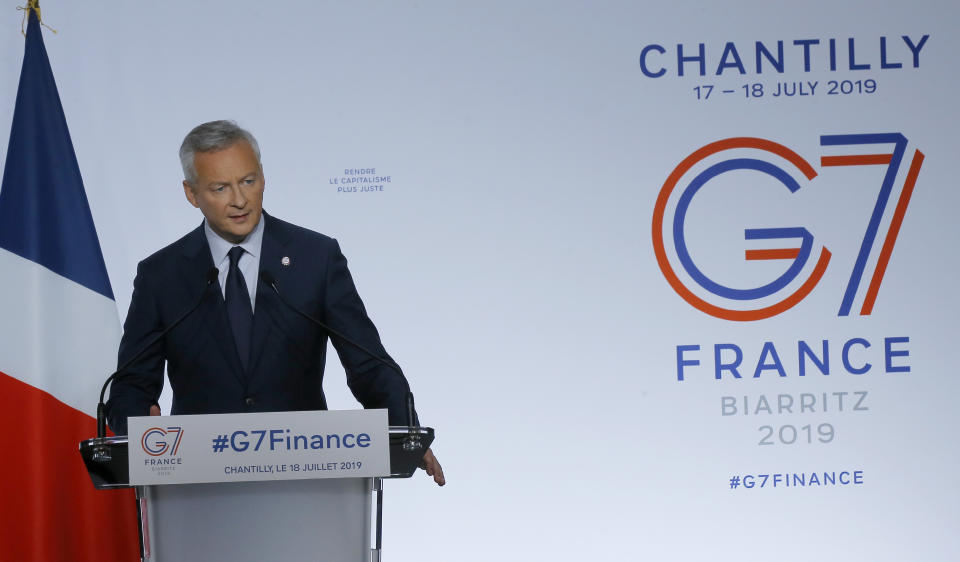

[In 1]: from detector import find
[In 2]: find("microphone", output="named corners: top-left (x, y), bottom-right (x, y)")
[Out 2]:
top-left (95, 267), bottom-right (220, 447)
top-left (259, 271), bottom-right (422, 448)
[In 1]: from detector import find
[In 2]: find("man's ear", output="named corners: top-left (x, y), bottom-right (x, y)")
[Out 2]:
top-left (183, 181), bottom-right (200, 208)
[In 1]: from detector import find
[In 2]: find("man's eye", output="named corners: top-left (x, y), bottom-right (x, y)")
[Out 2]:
top-left (243, 178), bottom-right (255, 185)
top-left (213, 186), bottom-right (226, 192)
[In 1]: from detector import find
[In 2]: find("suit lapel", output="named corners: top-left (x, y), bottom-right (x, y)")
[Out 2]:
top-left (248, 213), bottom-right (291, 379)
top-left (179, 223), bottom-right (246, 386)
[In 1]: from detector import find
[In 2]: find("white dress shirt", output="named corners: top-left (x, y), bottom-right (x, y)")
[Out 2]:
top-left (204, 215), bottom-right (264, 312)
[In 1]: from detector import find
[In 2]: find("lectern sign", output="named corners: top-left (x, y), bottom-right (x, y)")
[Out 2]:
top-left (128, 409), bottom-right (390, 485)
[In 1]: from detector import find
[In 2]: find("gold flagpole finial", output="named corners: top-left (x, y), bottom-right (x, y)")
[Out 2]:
top-left (17, 0), bottom-right (57, 37)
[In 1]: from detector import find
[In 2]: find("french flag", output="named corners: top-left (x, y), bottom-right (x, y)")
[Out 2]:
top-left (0, 9), bottom-right (139, 561)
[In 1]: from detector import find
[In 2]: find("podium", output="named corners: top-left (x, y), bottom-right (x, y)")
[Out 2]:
top-left (80, 419), bottom-right (433, 562)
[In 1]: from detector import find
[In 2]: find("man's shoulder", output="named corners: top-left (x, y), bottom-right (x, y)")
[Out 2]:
top-left (137, 224), bottom-right (205, 270)
top-left (264, 213), bottom-right (337, 249)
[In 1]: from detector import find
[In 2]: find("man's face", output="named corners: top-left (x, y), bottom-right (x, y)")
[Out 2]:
top-left (183, 140), bottom-right (265, 243)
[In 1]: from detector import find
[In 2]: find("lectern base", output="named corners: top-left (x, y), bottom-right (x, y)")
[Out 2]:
top-left (137, 478), bottom-right (373, 562)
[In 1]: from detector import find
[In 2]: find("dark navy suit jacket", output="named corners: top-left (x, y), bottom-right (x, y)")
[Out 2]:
top-left (106, 213), bottom-right (414, 435)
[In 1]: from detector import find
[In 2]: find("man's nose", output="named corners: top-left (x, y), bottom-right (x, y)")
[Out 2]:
top-left (229, 184), bottom-right (247, 207)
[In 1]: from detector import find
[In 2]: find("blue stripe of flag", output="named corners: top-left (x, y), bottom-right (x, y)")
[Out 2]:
top-left (0, 11), bottom-right (114, 300)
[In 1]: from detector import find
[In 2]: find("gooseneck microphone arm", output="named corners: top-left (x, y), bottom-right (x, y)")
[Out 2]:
top-left (259, 271), bottom-right (419, 429)
top-left (96, 268), bottom-right (220, 439)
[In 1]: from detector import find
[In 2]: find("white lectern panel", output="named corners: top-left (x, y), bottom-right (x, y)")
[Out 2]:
top-left (141, 478), bottom-right (372, 562)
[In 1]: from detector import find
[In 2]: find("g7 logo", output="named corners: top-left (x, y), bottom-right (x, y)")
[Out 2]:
top-left (141, 426), bottom-right (184, 456)
top-left (652, 134), bottom-right (923, 321)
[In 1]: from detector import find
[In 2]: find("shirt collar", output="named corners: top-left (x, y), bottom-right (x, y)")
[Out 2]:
top-left (204, 213), bottom-right (265, 265)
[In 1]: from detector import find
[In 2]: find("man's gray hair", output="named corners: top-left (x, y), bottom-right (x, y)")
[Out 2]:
top-left (179, 120), bottom-right (261, 185)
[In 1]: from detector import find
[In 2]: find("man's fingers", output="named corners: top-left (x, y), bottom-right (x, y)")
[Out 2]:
top-left (421, 448), bottom-right (445, 486)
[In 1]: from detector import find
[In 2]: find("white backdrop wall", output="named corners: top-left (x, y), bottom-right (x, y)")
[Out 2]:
top-left (2, 1), bottom-right (958, 560)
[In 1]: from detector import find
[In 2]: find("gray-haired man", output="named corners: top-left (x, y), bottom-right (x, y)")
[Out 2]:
top-left (107, 120), bottom-right (444, 485)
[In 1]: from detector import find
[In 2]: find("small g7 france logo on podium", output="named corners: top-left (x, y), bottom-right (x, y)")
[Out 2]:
top-left (141, 426), bottom-right (184, 456)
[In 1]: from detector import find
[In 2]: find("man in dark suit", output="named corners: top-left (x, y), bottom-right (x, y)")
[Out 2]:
top-left (106, 120), bottom-right (443, 485)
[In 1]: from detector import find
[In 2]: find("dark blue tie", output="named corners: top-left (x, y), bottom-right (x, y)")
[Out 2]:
top-left (226, 246), bottom-right (253, 371)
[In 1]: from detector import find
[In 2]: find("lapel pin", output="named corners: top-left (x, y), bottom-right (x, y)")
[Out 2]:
top-left (281, 256), bottom-right (291, 266)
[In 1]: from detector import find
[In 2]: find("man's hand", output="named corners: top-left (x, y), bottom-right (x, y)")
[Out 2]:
top-left (149, 404), bottom-right (161, 416)
top-left (420, 448), bottom-right (445, 486)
